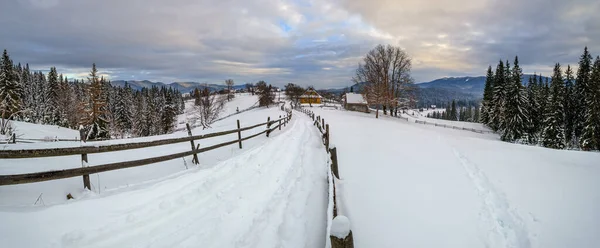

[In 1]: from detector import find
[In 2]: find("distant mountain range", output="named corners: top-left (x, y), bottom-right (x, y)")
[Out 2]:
top-left (321, 74), bottom-right (550, 107)
top-left (111, 80), bottom-right (248, 93)
top-left (113, 74), bottom-right (549, 106)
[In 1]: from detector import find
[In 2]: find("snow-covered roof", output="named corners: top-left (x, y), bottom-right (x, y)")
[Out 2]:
top-left (300, 89), bottom-right (322, 99)
top-left (345, 93), bottom-right (367, 104)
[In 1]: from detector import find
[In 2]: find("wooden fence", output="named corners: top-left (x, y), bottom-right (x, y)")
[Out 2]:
top-left (0, 109), bottom-right (293, 189)
top-left (297, 107), bottom-right (353, 248)
top-left (414, 120), bottom-right (494, 134)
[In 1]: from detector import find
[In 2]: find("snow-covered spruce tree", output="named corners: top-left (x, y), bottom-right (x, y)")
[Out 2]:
top-left (502, 56), bottom-right (529, 142)
top-left (113, 85), bottom-right (133, 138)
top-left (0, 49), bottom-right (22, 120)
top-left (161, 87), bottom-right (177, 134)
top-left (20, 64), bottom-right (34, 122)
top-left (580, 56), bottom-right (600, 151)
top-left (573, 47), bottom-right (593, 142)
top-left (526, 75), bottom-right (541, 143)
top-left (480, 66), bottom-right (494, 124)
top-left (450, 100), bottom-right (457, 120)
top-left (46, 67), bottom-right (61, 125)
top-left (488, 60), bottom-right (506, 131)
top-left (563, 65), bottom-right (577, 147)
top-left (541, 63), bottom-right (566, 149)
top-left (473, 105), bottom-right (480, 123)
top-left (82, 64), bottom-right (110, 140)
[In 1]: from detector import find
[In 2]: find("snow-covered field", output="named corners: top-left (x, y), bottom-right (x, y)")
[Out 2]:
top-left (0, 106), bottom-right (329, 247)
top-left (307, 106), bottom-right (600, 248)
top-left (402, 109), bottom-right (492, 131)
top-left (6, 121), bottom-right (80, 141)
top-left (3, 100), bottom-right (599, 248)
top-left (176, 93), bottom-right (259, 130)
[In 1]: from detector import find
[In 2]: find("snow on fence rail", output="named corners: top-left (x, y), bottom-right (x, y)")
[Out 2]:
top-left (297, 107), bottom-right (354, 248)
top-left (414, 120), bottom-right (494, 134)
top-left (0, 109), bottom-right (293, 189)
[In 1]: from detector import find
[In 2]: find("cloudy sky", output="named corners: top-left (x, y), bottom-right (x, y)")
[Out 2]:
top-left (1, 0), bottom-right (599, 88)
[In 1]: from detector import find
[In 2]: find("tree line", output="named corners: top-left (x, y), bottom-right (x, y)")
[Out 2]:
top-left (0, 49), bottom-right (185, 140)
top-left (480, 47), bottom-right (600, 150)
top-left (426, 99), bottom-right (480, 123)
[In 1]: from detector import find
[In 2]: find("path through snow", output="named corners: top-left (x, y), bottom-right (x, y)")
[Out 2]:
top-left (453, 149), bottom-right (531, 248)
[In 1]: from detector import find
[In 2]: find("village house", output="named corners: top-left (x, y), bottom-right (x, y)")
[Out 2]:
top-left (299, 89), bottom-right (322, 104)
top-left (343, 92), bottom-right (369, 113)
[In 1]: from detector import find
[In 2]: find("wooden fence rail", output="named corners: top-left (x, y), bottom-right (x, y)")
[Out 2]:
top-left (0, 109), bottom-right (292, 187)
top-left (414, 120), bottom-right (493, 134)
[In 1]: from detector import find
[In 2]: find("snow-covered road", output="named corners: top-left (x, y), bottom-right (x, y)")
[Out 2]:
top-left (309, 107), bottom-right (600, 248)
top-left (0, 113), bottom-right (329, 248)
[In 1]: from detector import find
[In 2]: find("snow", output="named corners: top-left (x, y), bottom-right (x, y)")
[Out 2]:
top-left (344, 93), bottom-right (367, 104)
top-left (8, 121), bottom-right (80, 141)
top-left (330, 215), bottom-right (351, 239)
top-left (0, 107), bottom-right (328, 247)
top-left (176, 93), bottom-right (258, 130)
top-left (308, 107), bottom-right (600, 248)
top-left (404, 109), bottom-right (492, 132)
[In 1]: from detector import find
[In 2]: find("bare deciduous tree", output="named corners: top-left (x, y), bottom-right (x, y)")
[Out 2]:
top-left (353, 44), bottom-right (414, 118)
top-left (193, 86), bottom-right (225, 129)
top-left (225, 79), bottom-right (234, 101)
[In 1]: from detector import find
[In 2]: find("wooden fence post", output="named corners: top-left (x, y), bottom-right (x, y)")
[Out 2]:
top-left (279, 115), bottom-right (282, 130)
top-left (266, 117), bottom-right (271, 137)
top-left (330, 147), bottom-right (339, 179)
top-left (330, 215), bottom-right (354, 248)
top-left (11, 133), bottom-right (15, 144)
top-left (325, 124), bottom-right (330, 151)
top-left (186, 123), bottom-right (199, 164)
top-left (81, 153), bottom-right (91, 190)
top-left (237, 120), bottom-right (242, 149)
top-left (322, 118), bottom-right (325, 129)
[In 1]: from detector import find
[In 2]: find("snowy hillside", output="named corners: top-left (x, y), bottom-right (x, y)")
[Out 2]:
top-left (403, 109), bottom-right (492, 131)
top-left (308, 107), bottom-right (600, 248)
top-left (176, 93), bottom-right (258, 130)
top-left (7, 121), bottom-right (80, 141)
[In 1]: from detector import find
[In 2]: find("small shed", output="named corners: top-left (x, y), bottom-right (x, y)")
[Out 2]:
top-left (299, 89), bottom-right (322, 104)
top-left (344, 93), bottom-right (369, 113)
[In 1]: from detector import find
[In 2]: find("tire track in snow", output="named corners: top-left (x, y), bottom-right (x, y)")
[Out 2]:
top-left (452, 149), bottom-right (531, 248)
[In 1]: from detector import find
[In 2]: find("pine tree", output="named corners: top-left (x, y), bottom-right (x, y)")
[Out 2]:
top-left (82, 64), bottom-right (110, 140)
top-left (473, 105), bottom-right (480, 123)
top-left (542, 63), bottom-right (566, 149)
top-left (450, 100), bottom-right (457, 120)
top-left (481, 66), bottom-right (494, 124)
top-left (573, 47), bottom-right (593, 142)
top-left (489, 60), bottom-right (506, 131)
top-left (0, 49), bottom-right (21, 120)
top-left (563, 65), bottom-right (576, 147)
top-left (580, 56), bottom-right (600, 150)
top-left (46, 67), bottom-right (61, 124)
top-left (526, 74), bottom-right (540, 143)
top-left (502, 56), bottom-right (529, 142)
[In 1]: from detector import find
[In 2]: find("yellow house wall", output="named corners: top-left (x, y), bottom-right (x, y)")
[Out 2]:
top-left (300, 98), bottom-right (321, 104)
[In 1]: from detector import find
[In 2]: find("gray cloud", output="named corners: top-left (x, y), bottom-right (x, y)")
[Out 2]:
top-left (0, 0), bottom-right (598, 88)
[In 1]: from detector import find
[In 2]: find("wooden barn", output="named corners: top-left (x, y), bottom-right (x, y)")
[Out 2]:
top-left (343, 93), bottom-right (369, 113)
top-left (299, 89), bottom-right (322, 104)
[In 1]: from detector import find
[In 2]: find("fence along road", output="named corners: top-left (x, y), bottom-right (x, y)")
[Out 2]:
top-left (0, 109), bottom-right (292, 188)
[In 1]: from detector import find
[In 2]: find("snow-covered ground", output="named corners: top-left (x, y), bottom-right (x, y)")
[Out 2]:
top-left (0, 105), bottom-right (293, 206)
top-left (176, 93), bottom-right (259, 130)
top-left (307, 106), bottom-right (600, 248)
top-left (6, 121), bottom-right (80, 142)
top-left (0, 106), bottom-right (328, 247)
top-left (402, 109), bottom-right (492, 132)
